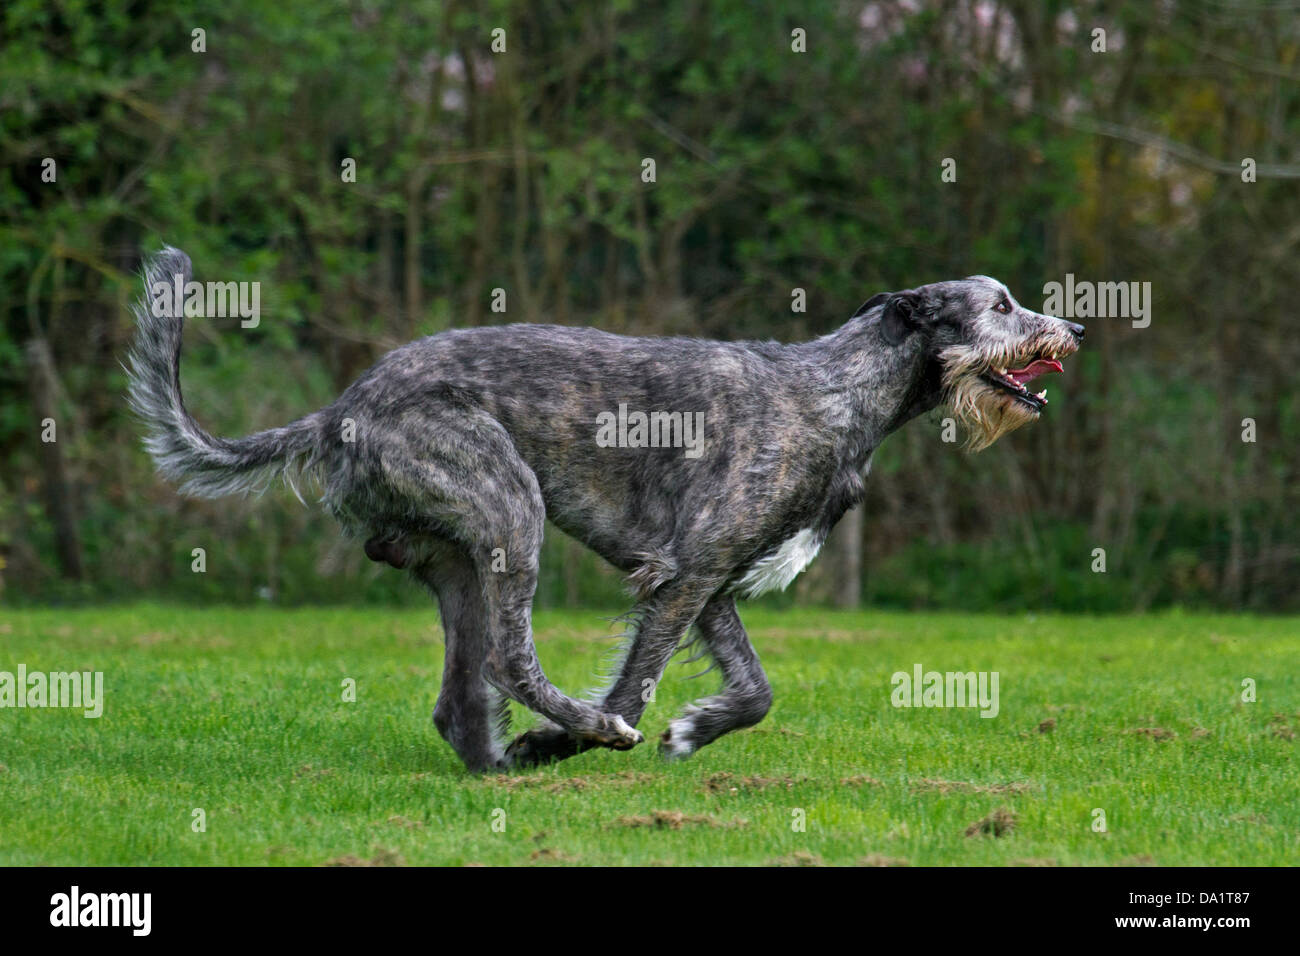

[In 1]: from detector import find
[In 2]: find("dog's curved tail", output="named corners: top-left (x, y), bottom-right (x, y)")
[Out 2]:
top-left (126, 246), bottom-right (322, 499)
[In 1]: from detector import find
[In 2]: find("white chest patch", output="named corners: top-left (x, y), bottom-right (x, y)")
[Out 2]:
top-left (735, 528), bottom-right (823, 598)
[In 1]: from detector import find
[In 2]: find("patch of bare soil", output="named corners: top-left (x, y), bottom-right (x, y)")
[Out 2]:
top-left (385, 815), bottom-right (424, 830)
top-left (913, 779), bottom-right (1031, 795)
top-left (746, 726), bottom-right (808, 738)
top-left (614, 810), bottom-right (746, 830)
top-left (293, 764), bottom-right (335, 780)
top-left (1268, 713), bottom-right (1298, 740)
top-left (965, 807), bottom-right (1017, 838)
top-left (839, 775), bottom-right (883, 787)
top-left (482, 770), bottom-right (655, 792)
top-left (322, 848), bottom-right (404, 866)
top-left (1125, 727), bottom-right (1177, 740)
top-left (529, 847), bottom-right (579, 863)
top-left (702, 771), bottom-right (807, 793)
top-left (769, 850), bottom-right (825, 866)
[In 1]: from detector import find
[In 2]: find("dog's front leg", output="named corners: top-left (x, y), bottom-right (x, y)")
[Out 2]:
top-left (659, 594), bottom-right (772, 759)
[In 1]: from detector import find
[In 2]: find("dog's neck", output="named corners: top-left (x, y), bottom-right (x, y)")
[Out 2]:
top-left (798, 314), bottom-right (944, 457)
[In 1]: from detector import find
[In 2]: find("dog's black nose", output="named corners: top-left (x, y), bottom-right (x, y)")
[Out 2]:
top-left (1068, 321), bottom-right (1085, 340)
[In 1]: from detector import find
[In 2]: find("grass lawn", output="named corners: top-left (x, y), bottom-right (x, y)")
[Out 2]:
top-left (0, 605), bottom-right (1296, 866)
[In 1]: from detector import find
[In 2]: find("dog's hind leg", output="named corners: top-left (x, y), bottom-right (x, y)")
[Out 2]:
top-left (474, 503), bottom-right (644, 753)
top-left (415, 541), bottom-right (508, 772)
top-left (659, 594), bottom-right (772, 760)
top-left (380, 405), bottom-right (643, 758)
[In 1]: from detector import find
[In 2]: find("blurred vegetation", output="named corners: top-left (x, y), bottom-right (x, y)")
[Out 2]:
top-left (1, 1), bottom-right (1297, 610)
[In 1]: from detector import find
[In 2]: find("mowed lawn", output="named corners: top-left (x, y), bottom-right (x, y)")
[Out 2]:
top-left (0, 605), bottom-right (1296, 866)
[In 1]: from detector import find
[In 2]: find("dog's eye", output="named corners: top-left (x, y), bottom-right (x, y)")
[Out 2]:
top-left (994, 300), bottom-right (1011, 314)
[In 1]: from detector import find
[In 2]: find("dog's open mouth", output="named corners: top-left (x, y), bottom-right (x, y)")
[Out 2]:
top-left (981, 356), bottom-right (1064, 410)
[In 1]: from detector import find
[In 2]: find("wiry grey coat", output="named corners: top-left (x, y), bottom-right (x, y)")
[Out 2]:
top-left (128, 247), bottom-right (1082, 770)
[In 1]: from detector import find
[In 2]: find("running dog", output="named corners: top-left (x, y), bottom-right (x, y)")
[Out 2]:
top-left (128, 247), bottom-right (1083, 771)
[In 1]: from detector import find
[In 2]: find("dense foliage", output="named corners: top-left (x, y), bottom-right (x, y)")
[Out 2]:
top-left (2, 1), bottom-right (1297, 609)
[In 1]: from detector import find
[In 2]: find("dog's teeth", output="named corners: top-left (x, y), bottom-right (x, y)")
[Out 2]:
top-left (1036, 389), bottom-right (1047, 399)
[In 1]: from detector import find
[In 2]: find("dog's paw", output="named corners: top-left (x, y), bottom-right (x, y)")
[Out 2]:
top-left (504, 726), bottom-right (580, 768)
top-left (658, 718), bottom-right (698, 761)
top-left (504, 716), bottom-right (642, 766)
top-left (590, 715), bottom-right (644, 750)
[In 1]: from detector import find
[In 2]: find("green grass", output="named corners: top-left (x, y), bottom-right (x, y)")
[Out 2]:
top-left (0, 606), bottom-right (1296, 866)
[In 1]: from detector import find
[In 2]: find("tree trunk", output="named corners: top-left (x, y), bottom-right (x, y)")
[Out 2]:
top-left (830, 505), bottom-right (863, 608)
top-left (26, 338), bottom-right (83, 580)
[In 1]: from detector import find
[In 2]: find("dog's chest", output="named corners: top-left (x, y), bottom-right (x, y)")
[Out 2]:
top-left (734, 528), bottom-right (823, 597)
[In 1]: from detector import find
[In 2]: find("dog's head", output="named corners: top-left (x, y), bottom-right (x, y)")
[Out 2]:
top-left (855, 275), bottom-right (1084, 450)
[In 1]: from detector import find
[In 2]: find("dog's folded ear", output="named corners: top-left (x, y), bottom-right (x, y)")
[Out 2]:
top-left (879, 290), bottom-right (928, 345)
top-left (851, 292), bottom-right (890, 319)
top-left (853, 288), bottom-right (937, 344)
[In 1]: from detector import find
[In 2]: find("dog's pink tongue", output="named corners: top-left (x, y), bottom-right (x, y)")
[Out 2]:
top-left (1008, 358), bottom-right (1063, 386)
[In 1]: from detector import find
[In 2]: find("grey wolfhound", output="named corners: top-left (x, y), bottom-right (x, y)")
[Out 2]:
top-left (127, 247), bottom-right (1083, 772)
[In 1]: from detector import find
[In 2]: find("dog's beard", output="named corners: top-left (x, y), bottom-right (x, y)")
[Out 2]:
top-left (945, 372), bottom-right (1039, 451)
top-left (938, 324), bottom-right (1079, 450)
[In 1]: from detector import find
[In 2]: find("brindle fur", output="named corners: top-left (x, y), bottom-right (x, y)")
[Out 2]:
top-left (128, 248), bottom-right (1082, 771)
